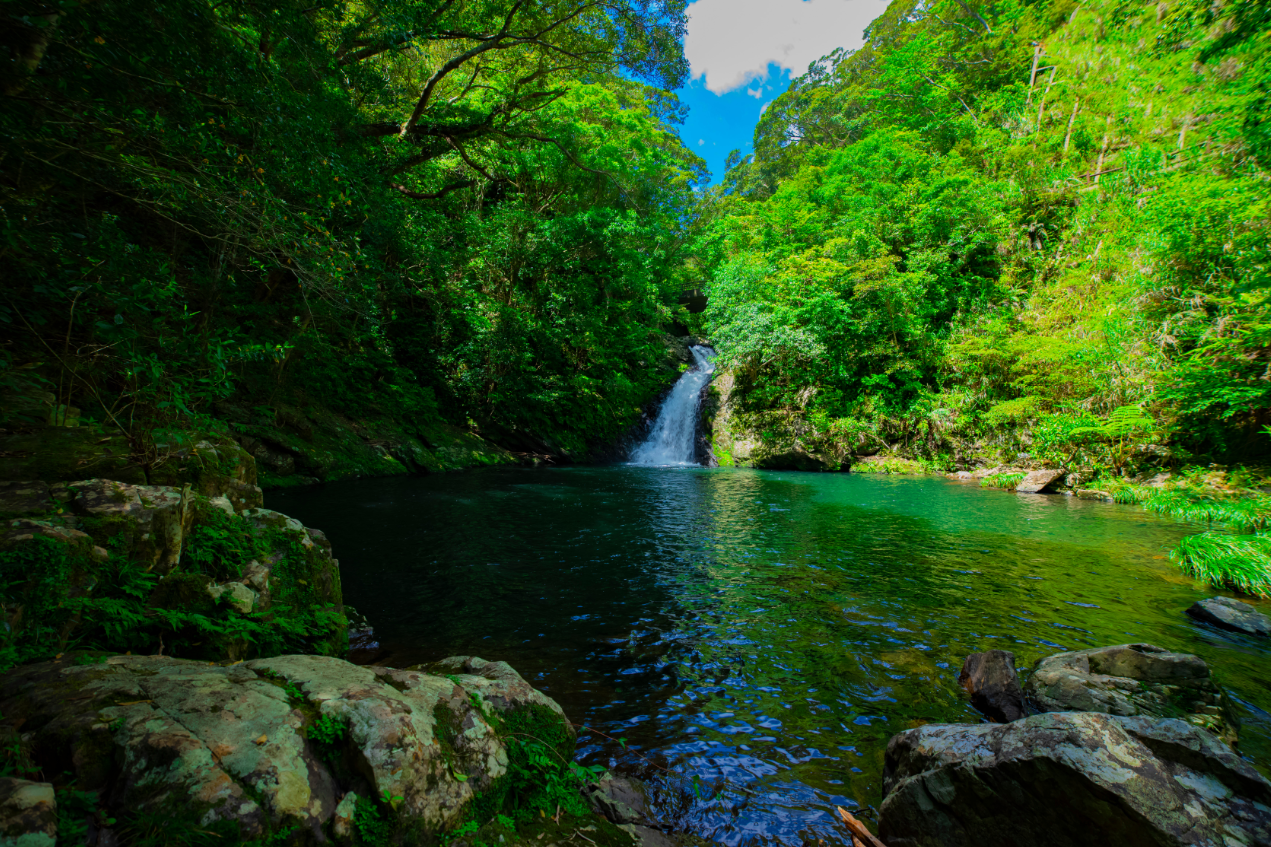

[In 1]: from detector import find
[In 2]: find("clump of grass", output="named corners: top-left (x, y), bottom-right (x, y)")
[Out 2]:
top-left (1172, 533), bottom-right (1271, 598)
top-left (853, 457), bottom-right (925, 474)
top-left (981, 472), bottom-right (1026, 489)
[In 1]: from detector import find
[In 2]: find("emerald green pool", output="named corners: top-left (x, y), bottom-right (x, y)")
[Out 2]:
top-left (270, 467), bottom-right (1271, 846)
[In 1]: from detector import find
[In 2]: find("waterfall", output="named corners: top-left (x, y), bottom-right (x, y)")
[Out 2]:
top-left (630, 345), bottom-right (716, 466)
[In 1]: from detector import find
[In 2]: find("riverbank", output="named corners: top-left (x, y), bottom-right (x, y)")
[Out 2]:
top-left (268, 466), bottom-right (1271, 844)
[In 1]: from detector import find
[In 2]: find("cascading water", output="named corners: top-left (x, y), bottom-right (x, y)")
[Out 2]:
top-left (629, 345), bottom-right (716, 466)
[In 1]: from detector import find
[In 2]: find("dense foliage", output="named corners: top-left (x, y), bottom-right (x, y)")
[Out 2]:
top-left (699, 0), bottom-right (1271, 474)
top-left (2, 0), bottom-right (704, 456)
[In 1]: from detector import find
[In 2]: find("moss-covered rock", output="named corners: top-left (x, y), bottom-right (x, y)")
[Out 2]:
top-left (0, 427), bottom-right (262, 507)
top-left (0, 479), bottom-right (344, 669)
top-left (1023, 643), bottom-right (1238, 746)
top-left (0, 653), bottom-right (597, 845)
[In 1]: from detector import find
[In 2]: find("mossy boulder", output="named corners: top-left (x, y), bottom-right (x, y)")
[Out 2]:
top-left (0, 479), bottom-right (344, 668)
top-left (0, 654), bottom-right (583, 844)
top-left (1023, 643), bottom-right (1237, 746)
top-left (0, 427), bottom-right (262, 509)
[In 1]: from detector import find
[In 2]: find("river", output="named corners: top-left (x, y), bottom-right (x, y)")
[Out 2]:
top-left (270, 467), bottom-right (1271, 847)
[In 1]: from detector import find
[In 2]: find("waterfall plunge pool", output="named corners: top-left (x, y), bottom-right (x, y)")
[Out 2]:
top-left (269, 467), bottom-right (1271, 847)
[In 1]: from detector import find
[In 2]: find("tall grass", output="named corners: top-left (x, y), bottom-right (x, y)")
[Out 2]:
top-left (1172, 534), bottom-right (1271, 598)
top-left (1099, 481), bottom-right (1271, 595)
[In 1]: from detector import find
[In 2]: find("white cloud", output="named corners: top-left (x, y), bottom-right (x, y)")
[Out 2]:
top-left (698, 138), bottom-right (706, 145)
top-left (746, 86), bottom-right (764, 99)
top-left (685, 0), bottom-right (893, 94)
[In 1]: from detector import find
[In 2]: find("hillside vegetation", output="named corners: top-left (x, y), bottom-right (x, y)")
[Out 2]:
top-left (699, 0), bottom-right (1271, 479)
top-left (2, 0), bottom-right (702, 473)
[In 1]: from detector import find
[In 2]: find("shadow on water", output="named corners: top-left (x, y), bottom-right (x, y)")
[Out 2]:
top-left (271, 467), bottom-right (1271, 847)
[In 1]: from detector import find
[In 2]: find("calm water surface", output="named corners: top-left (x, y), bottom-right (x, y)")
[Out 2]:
top-left (270, 467), bottom-right (1271, 847)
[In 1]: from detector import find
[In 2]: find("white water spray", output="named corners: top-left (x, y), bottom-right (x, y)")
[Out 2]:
top-left (630, 345), bottom-right (716, 466)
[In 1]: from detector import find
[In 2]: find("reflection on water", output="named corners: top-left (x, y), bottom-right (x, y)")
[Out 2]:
top-left (270, 467), bottom-right (1271, 847)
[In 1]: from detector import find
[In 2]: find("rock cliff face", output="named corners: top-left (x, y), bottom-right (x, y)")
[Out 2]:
top-left (702, 371), bottom-right (841, 471)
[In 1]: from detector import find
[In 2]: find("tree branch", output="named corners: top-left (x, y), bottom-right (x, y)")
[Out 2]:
top-left (391, 179), bottom-right (475, 199)
top-left (399, 1), bottom-right (525, 138)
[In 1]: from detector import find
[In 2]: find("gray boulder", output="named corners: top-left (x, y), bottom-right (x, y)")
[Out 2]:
top-left (957, 651), bottom-right (1024, 722)
top-left (1023, 643), bottom-right (1235, 745)
top-left (879, 711), bottom-right (1271, 847)
top-left (0, 778), bottom-right (56, 847)
top-left (1187, 596), bottom-right (1271, 637)
top-left (1015, 469), bottom-right (1064, 494)
top-left (0, 653), bottom-right (572, 841)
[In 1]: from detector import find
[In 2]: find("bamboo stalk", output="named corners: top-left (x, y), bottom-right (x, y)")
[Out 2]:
top-left (1094, 114), bottom-right (1112, 183)
top-left (1063, 98), bottom-right (1080, 154)
top-left (1027, 42), bottom-right (1044, 101)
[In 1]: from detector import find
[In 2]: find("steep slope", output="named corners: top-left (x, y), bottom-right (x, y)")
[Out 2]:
top-left (700, 0), bottom-right (1270, 476)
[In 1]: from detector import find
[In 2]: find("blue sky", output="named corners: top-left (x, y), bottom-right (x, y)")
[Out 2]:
top-left (675, 66), bottom-right (797, 181)
top-left (673, 0), bottom-right (892, 183)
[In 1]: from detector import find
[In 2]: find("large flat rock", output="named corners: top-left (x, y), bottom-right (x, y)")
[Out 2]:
top-left (879, 711), bottom-right (1271, 847)
top-left (0, 654), bottom-right (572, 841)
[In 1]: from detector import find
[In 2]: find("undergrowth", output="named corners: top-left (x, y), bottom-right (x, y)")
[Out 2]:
top-left (0, 533), bottom-right (344, 673)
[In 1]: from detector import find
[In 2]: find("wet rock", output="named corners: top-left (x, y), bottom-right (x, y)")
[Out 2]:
top-left (0, 778), bottom-right (57, 847)
top-left (0, 653), bottom-right (571, 841)
top-left (752, 446), bottom-right (831, 472)
top-left (878, 711), bottom-right (1271, 847)
top-left (1075, 489), bottom-right (1112, 501)
top-left (1023, 643), bottom-right (1236, 745)
top-left (957, 651), bottom-right (1024, 722)
top-left (1014, 469), bottom-right (1063, 494)
top-left (584, 773), bottom-right (650, 825)
top-left (620, 825), bottom-right (677, 847)
top-left (1187, 596), bottom-right (1271, 636)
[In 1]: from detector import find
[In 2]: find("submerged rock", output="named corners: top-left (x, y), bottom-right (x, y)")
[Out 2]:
top-left (1187, 596), bottom-right (1271, 636)
top-left (957, 651), bottom-right (1024, 722)
top-left (0, 653), bottom-right (572, 841)
top-left (0, 778), bottom-right (56, 847)
top-left (878, 711), bottom-right (1271, 847)
top-left (584, 773), bottom-right (651, 826)
top-left (1023, 643), bottom-right (1236, 745)
top-left (1014, 469), bottom-right (1063, 494)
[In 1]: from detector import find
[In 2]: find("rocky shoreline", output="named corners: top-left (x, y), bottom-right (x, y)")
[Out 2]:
top-left (879, 643), bottom-right (1271, 846)
top-left (2, 430), bottom-right (1269, 846)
